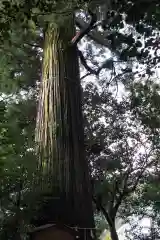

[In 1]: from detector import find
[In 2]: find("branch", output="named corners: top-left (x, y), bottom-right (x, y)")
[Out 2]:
top-left (107, 178), bottom-right (128, 217)
top-left (80, 72), bottom-right (92, 80)
top-left (24, 42), bottom-right (41, 48)
top-left (71, 9), bottom-right (97, 45)
top-left (124, 155), bottom-right (155, 196)
top-left (107, 179), bottom-right (118, 216)
top-left (112, 165), bottom-right (133, 214)
top-left (92, 196), bottom-right (113, 226)
top-left (75, 16), bottom-right (110, 48)
top-left (79, 49), bottom-right (114, 80)
top-left (130, 161), bottom-right (155, 192)
top-left (96, 58), bottom-right (114, 75)
top-left (78, 50), bottom-right (97, 75)
top-left (113, 191), bottom-right (126, 215)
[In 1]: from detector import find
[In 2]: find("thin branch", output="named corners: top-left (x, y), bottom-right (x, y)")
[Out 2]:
top-left (79, 50), bottom-right (115, 80)
top-left (23, 42), bottom-right (41, 48)
top-left (78, 50), bottom-right (97, 75)
top-left (129, 158), bottom-right (155, 193)
top-left (75, 17), bottom-right (111, 48)
top-left (80, 72), bottom-right (92, 80)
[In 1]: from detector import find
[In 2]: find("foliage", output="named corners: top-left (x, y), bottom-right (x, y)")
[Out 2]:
top-left (0, 0), bottom-right (159, 239)
top-left (0, 97), bottom-right (36, 239)
top-left (0, 24), bottom-right (42, 93)
top-left (83, 79), bottom-right (160, 237)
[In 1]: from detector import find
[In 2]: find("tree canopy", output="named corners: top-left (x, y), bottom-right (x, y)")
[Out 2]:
top-left (0, 0), bottom-right (159, 239)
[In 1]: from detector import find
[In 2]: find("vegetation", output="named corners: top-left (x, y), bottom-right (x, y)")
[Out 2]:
top-left (0, 0), bottom-right (159, 239)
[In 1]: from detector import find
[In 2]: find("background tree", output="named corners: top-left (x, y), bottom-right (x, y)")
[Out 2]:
top-left (83, 80), bottom-right (159, 240)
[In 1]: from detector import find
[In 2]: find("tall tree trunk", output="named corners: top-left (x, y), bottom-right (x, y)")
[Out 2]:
top-left (35, 16), bottom-right (94, 229)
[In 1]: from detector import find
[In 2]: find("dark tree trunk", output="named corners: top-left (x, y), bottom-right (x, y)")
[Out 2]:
top-left (109, 222), bottom-right (119, 240)
top-left (34, 15), bottom-right (94, 230)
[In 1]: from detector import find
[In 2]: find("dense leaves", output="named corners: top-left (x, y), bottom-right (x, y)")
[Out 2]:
top-left (83, 77), bottom-right (160, 238)
top-left (0, 97), bottom-right (36, 239)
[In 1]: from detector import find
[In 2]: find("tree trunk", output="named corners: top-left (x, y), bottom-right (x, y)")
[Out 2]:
top-left (35, 15), bottom-right (94, 229)
top-left (109, 223), bottom-right (119, 240)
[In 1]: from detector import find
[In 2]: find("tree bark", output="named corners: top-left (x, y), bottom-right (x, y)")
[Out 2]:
top-left (109, 222), bottom-right (119, 240)
top-left (35, 16), bottom-right (94, 229)
top-left (92, 197), bottom-right (119, 240)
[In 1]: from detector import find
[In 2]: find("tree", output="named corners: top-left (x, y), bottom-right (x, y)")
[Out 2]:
top-left (0, 1), bottom-right (97, 237)
top-left (0, 0), bottom-right (160, 239)
top-left (83, 79), bottom-right (160, 240)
